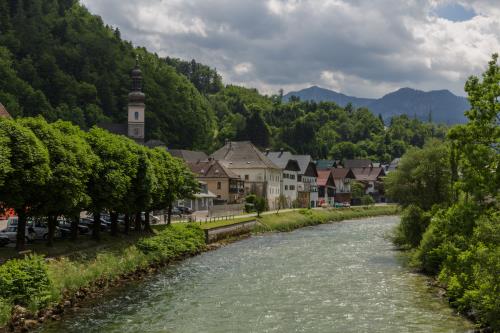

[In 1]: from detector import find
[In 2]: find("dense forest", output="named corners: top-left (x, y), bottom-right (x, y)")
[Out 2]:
top-left (0, 0), bottom-right (446, 161)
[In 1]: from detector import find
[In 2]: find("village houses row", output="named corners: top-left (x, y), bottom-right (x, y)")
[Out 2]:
top-left (168, 141), bottom-right (394, 213)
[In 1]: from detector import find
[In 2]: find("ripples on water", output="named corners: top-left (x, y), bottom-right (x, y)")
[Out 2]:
top-left (40, 216), bottom-right (474, 333)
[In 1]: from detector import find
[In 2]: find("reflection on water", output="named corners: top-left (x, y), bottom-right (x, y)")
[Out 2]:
top-left (40, 216), bottom-right (474, 333)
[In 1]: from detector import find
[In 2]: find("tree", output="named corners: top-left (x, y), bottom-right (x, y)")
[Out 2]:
top-left (52, 120), bottom-right (98, 240)
top-left (85, 128), bottom-right (137, 240)
top-left (19, 117), bottom-right (95, 246)
top-left (385, 139), bottom-right (451, 210)
top-left (0, 118), bottom-right (51, 250)
top-left (254, 196), bottom-right (266, 217)
top-left (351, 181), bottom-right (366, 201)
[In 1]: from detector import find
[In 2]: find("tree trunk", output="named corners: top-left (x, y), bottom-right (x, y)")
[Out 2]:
top-left (16, 211), bottom-right (27, 251)
top-left (47, 215), bottom-right (56, 247)
top-left (144, 210), bottom-right (153, 233)
top-left (135, 212), bottom-right (142, 232)
top-left (123, 214), bottom-right (130, 235)
top-left (110, 211), bottom-right (119, 236)
top-left (70, 215), bottom-right (79, 241)
top-left (92, 211), bottom-right (101, 241)
top-left (167, 204), bottom-right (172, 226)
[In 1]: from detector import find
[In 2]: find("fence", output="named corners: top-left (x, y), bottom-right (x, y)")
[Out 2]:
top-left (208, 203), bottom-right (245, 217)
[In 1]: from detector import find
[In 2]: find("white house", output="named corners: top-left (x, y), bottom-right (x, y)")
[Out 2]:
top-left (294, 155), bottom-right (319, 208)
top-left (265, 150), bottom-right (301, 208)
top-left (211, 141), bottom-right (282, 209)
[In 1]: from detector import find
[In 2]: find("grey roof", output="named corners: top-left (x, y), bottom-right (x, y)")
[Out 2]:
top-left (344, 159), bottom-right (373, 168)
top-left (387, 158), bottom-right (401, 172)
top-left (211, 141), bottom-right (280, 169)
top-left (265, 151), bottom-right (301, 171)
top-left (351, 167), bottom-right (386, 181)
top-left (97, 123), bottom-right (127, 136)
top-left (293, 155), bottom-right (313, 174)
top-left (168, 149), bottom-right (208, 163)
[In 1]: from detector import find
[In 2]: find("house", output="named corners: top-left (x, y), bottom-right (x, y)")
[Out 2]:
top-left (265, 150), bottom-right (301, 208)
top-left (168, 149), bottom-right (208, 163)
top-left (0, 103), bottom-right (11, 118)
top-left (343, 159), bottom-right (373, 168)
top-left (188, 159), bottom-right (245, 204)
top-left (316, 159), bottom-right (339, 170)
top-left (294, 155), bottom-right (319, 208)
top-left (351, 167), bottom-right (386, 202)
top-left (211, 141), bottom-right (282, 209)
top-left (331, 168), bottom-right (356, 204)
top-left (317, 170), bottom-right (336, 206)
top-left (177, 181), bottom-right (216, 215)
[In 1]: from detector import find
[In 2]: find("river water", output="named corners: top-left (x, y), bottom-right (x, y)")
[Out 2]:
top-left (40, 216), bottom-right (473, 333)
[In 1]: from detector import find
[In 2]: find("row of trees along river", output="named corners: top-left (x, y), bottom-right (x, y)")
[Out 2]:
top-left (385, 54), bottom-right (499, 330)
top-left (0, 117), bottom-right (199, 250)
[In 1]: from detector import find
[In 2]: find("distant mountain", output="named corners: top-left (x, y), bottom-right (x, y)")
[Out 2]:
top-left (284, 86), bottom-right (469, 124)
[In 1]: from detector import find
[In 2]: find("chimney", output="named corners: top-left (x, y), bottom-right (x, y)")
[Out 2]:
top-left (279, 147), bottom-right (284, 157)
top-left (265, 148), bottom-right (270, 155)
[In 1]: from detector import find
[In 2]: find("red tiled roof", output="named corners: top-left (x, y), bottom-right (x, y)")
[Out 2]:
top-left (317, 170), bottom-right (335, 187)
top-left (330, 168), bottom-right (355, 179)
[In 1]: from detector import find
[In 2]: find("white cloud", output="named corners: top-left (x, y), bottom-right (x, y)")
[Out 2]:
top-left (81, 0), bottom-right (500, 97)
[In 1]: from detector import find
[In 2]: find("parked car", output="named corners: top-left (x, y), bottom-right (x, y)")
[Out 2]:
top-left (57, 219), bottom-right (90, 235)
top-left (140, 212), bottom-right (161, 224)
top-left (0, 234), bottom-right (9, 247)
top-left (79, 218), bottom-right (109, 232)
top-left (176, 206), bottom-right (193, 215)
top-left (7, 217), bottom-right (56, 240)
top-left (170, 207), bottom-right (183, 217)
top-left (342, 202), bottom-right (351, 208)
top-left (1, 226), bottom-right (36, 243)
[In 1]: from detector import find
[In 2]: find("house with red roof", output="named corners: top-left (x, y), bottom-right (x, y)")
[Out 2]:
top-left (317, 170), bottom-right (336, 207)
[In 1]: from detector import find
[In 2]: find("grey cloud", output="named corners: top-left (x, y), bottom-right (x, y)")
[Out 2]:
top-left (82, 0), bottom-right (500, 97)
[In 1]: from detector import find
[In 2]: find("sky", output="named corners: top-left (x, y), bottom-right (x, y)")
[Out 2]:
top-left (80, 0), bottom-right (500, 98)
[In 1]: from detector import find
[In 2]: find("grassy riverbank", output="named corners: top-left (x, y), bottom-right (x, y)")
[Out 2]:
top-left (0, 224), bottom-right (205, 329)
top-left (255, 205), bottom-right (399, 232)
top-left (0, 205), bottom-right (398, 330)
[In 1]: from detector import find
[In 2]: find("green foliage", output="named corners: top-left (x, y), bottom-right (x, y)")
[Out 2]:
top-left (254, 196), bottom-right (267, 217)
top-left (350, 181), bottom-right (365, 200)
top-left (136, 224), bottom-right (205, 261)
top-left (385, 139), bottom-right (451, 210)
top-left (360, 195), bottom-right (375, 206)
top-left (393, 205), bottom-right (431, 248)
top-left (0, 255), bottom-right (52, 308)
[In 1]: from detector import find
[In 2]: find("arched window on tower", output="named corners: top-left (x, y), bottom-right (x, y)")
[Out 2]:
top-left (134, 111), bottom-right (139, 120)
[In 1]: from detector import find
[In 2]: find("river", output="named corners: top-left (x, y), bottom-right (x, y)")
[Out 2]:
top-left (39, 216), bottom-right (473, 333)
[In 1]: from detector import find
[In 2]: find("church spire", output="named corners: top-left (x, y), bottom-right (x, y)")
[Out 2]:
top-left (128, 56), bottom-right (145, 143)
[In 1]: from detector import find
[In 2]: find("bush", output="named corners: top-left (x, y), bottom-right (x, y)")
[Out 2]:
top-left (360, 195), bottom-right (375, 206)
top-left (395, 205), bottom-right (431, 248)
top-left (136, 224), bottom-right (205, 261)
top-left (0, 255), bottom-right (52, 308)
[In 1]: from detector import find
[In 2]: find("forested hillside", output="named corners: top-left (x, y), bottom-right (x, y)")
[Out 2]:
top-left (0, 0), bottom-right (446, 161)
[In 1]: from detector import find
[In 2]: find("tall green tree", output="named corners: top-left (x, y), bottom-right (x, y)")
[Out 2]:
top-left (0, 118), bottom-right (51, 250)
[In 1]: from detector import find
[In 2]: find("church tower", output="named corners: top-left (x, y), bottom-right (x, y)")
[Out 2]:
top-left (128, 56), bottom-right (145, 143)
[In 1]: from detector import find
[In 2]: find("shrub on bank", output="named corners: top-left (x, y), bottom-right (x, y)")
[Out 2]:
top-left (0, 255), bottom-right (52, 309)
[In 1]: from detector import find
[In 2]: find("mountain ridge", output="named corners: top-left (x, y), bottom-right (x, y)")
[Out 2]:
top-left (284, 86), bottom-right (469, 124)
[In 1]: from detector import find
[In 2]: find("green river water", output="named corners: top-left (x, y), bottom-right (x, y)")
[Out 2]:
top-left (40, 216), bottom-right (474, 333)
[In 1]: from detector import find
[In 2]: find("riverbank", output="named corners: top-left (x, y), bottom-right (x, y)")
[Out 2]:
top-left (0, 206), bottom-right (399, 332)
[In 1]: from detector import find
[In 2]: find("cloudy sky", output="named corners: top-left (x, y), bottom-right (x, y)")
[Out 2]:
top-left (81, 0), bottom-right (500, 97)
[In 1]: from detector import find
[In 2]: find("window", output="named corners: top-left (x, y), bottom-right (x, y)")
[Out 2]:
top-left (245, 175), bottom-right (249, 181)
top-left (217, 182), bottom-right (221, 190)
top-left (134, 128), bottom-right (139, 136)
top-left (290, 185), bottom-right (295, 190)
top-left (285, 185), bottom-right (288, 190)
top-left (290, 174), bottom-right (295, 180)
top-left (134, 111), bottom-right (139, 120)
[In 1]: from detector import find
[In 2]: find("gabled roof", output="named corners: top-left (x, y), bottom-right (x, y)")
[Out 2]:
top-left (344, 159), bottom-right (373, 168)
top-left (330, 168), bottom-right (355, 179)
top-left (351, 167), bottom-right (385, 181)
top-left (0, 103), bottom-right (11, 118)
top-left (265, 151), bottom-right (301, 171)
top-left (211, 141), bottom-right (280, 169)
top-left (317, 170), bottom-right (336, 187)
top-left (188, 160), bottom-right (241, 179)
top-left (169, 149), bottom-right (208, 163)
top-left (316, 160), bottom-right (338, 170)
